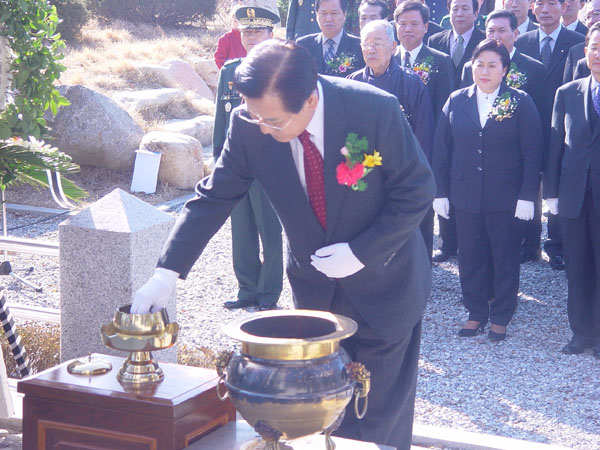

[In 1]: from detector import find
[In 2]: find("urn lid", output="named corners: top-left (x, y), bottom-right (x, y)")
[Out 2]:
top-left (222, 309), bottom-right (358, 360)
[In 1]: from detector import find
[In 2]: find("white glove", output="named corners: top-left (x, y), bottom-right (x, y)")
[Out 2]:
top-left (433, 198), bottom-right (450, 219)
top-left (131, 268), bottom-right (179, 314)
top-left (310, 243), bottom-right (365, 278)
top-left (515, 199), bottom-right (534, 221)
top-left (546, 198), bottom-right (559, 215)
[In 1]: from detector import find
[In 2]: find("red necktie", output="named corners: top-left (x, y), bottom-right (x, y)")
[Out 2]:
top-left (298, 130), bottom-right (326, 229)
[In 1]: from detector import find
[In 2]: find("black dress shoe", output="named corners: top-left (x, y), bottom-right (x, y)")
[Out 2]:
top-left (458, 322), bottom-right (485, 337)
top-left (488, 330), bottom-right (506, 342)
top-left (549, 255), bottom-right (565, 271)
top-left (561, 336), bottom-right (592, 354)
top-left (520, 249), bottom-right (541, 264)
top-left (223, 299), bottom-right (258, 310)
top-left (433, 249), bottom-right (457, 263)
top-left (258, 303), bottom-right (277, 311)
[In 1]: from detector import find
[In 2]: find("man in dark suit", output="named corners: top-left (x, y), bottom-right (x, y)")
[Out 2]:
top-left (132, 40), bottom-right (435, 450)
top-left (428, 0), bottom-right (485, 262)
top-left (503, 0), bottom-right (538, 35)
top-left (393, 0), bottom-right (444, 41)
top-left (212, 7), bottom-right (283, 311)
top-left (349, 19), bottom-right (435, 258)
top-left (296, 0), bottom-right (365, 75)
top-left (514, 0), bottom-right (585, 270)
top-left (563, 0), bottom-right (600, 82)
top-left (545, 22), bottom-right (600, 357)
top-left (561, 0), bottom-right (587, 35)
top-left (286, 0), bottom-right (321, 40)
top-left (395, 0), bottom-right (454, 122)
top-left (461, 10), bottom-right (547, 263)
top-left (358, 0), bottom-right (389, 29)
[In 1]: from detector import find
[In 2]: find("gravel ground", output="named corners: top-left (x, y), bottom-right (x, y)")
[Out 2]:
top-left (2, 206), bottom-right (600, 450)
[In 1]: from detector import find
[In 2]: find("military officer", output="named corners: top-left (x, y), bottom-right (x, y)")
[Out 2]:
top-left (287, 0), bottom-right (322, 40)
top-left (213, 5), bottom-right (284, 310)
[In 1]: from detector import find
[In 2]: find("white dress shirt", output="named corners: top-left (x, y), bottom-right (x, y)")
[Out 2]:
top-left (290, 81), bottom-right (325, 195)
top-left (517, 18), bottom-right (532, 36)
top-left (476, 85), bottom-right (500, 128)
top-left (398, 43), bottom-right (423, 66)
top-left (322, 30), bottom-right (344, 58)
top-left (451, 26), bottom-right (474, 59)
top-left (538, 25), bottom-right (562, 54)
top-left (562, 19), bottom-right (582, 32)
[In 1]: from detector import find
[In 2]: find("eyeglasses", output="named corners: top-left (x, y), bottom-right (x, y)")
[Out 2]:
top-left (238, 106), bottom-right (295, 131)
top-left (360, 40), bottom-right (388, 50)
top-left (585, 10), bottom-right (600, 21)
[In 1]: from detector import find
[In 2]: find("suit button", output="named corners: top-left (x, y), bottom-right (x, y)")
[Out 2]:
top-left (477, 149), bottom-right (482, 154)
top-left (310, 18), bottom-right (314, 21)
top-left (478, 132), bottom-right (482, 136)
top-left (477, 166), bottom-right (482, 171)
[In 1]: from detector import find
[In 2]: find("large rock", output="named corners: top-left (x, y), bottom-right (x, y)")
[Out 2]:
top-left (191, 57), bottom-right (219, 91)
top-left (50, 85), bottom-right (143, 170)
top-left (140, 131), bottom-right (204, 189)
top-left (111, 88), bottom-right (182, 115)
top-left (160, 115), bottom-right (214, 146)
top-left (161, 59), bottom-right (214, 101)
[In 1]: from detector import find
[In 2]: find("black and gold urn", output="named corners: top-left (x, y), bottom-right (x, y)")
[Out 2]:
top-left (216, 309), bottom-right (370, 450)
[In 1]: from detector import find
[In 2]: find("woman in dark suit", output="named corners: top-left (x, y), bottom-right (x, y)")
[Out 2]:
top-left (432, 39), bottom-right (543, 341)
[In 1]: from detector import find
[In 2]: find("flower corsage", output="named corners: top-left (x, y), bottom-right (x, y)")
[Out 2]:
top-left (327, 53), bottom-right (357, 75)
top-left (505, 63), bottom-right (527, 89)
top-left (488, 92), bottom-right (518, 122)
top-left (336, 133), bottom-right (382, 191)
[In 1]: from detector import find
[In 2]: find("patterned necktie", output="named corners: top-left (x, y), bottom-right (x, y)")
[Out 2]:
top-left (541, 36), bottom-right (552, 68)
top-left (325, 39), bottom-right (336, 63)
top-left (403, 51), bottom-right (412, 69)
top-left (298, 130), bottom-right (327, 229)
top-left (593, 85), bottom-right (600, 117)
top-left (452, 35), bottom-right (464, 68)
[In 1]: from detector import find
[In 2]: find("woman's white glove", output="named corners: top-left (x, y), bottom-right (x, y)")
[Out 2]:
top-left (433, 198), bottom-right (450, 219)
top-left (546, 198), bottom-right (559, 215)
top-left (515, 200), bottom-right (534, 221)
top-left (131, 268), bottom-right (179, 314)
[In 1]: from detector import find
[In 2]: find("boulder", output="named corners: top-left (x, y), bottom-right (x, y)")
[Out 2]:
top-left (160, 115), bottom-right (214, 146)
top-left (50, 85), bottom-right (143, 170)
top-left (191, 57), bottom-right (219, 91)
top-left (111, 88), bottom-right (182, 115)
top-left (139, 131), bottom-right (204, 189)
top-left (161, 59), bottom-right (214, 101)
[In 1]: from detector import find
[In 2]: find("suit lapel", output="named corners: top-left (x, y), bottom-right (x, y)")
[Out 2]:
top-left (441, 31), bottom-right (452, 55)
top-left (462, 84), bottom-right (481, 129)
top-left (460, 28), bottom-right (481, 67)
top-left (320, 78), bottom-right (350, 240)
top-left (583, 76), bottom-right (600, 143)
top-left (316, 33), bottom-right (326, 74)
top-left (483, 83), bottom-right (509, 131)
top-left (526, 31), bottom-right (541, 60)
top-left (547, 29), bottom-right (568, 76)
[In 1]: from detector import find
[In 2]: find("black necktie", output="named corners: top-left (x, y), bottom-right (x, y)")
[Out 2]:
top-left (403, 52), bottom-right (411, 69)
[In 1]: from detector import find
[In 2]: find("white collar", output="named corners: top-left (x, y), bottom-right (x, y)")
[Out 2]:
top-left (399, 43), bottom-right (423, 63)
top-left (453, 26), bottom-right (474, 43)
top-left (509, 47), bottom-right (516, 59)
top-left (591, 75), bottom-right (600, 92)
top-left (517, 18), bottom-right (530, 34)
top-left (561, 19), bottom-right (579, 31)
top-left (324, 29), bottom-right (344, 46)
top-left (305, 81), bottom-right (324, 145)
top-left (476, 85), bottom-right (501, 103)
top-left (539, 24), bottom-right (562, 43)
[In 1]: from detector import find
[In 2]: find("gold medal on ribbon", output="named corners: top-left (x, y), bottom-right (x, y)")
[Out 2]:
top-left (225, 102), bottom-right (232, 113)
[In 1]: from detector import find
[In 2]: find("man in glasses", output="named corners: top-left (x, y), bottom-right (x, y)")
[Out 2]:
top-left (212, 5), bottom-right (283, 311)
top-left (563, 0), bottom-right (600, 82)
top-left (132, 40), bottom-right (435, 450)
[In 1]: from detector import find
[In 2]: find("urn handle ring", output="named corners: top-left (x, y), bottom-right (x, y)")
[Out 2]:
top-left (215, 351), bottom-right (233, 401)
top-left (346, 362), bottom-right (371, 419)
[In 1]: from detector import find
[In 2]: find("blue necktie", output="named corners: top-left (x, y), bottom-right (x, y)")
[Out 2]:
top-left (593, 85), bottom-right (600, 117)
top-left (325, 39), bottom-right (336, 63)
top-left (541, 36), bottom-right (552, 68)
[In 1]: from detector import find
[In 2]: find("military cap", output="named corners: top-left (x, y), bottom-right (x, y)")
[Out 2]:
top-left (235, 6), bottom-right (280, 29)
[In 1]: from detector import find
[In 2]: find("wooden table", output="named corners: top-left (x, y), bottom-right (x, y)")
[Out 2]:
top-left (18, 353), bottom-right (236, 450)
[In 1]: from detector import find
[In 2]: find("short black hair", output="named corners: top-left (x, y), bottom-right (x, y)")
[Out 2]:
top-left (446, 0), bottom-right (479, 14)
top-left (234, 40), bottom-right (318, 114)
top-left (471, 38), bottom-right (511, 69)
top-left (360, 0), bottom-right (389, 19)
top-left (586, 21), bottom-right (600, 47)
top-left (316, 0), bottom-right (348, 13)
top-left (485, 9), bottom-right (518, 31)
top-left (394, 1), bottom-right (430, 24)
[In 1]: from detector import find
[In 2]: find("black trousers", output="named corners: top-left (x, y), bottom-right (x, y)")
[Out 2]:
top-left (437, 204), bottom-right (457, 254)
top-left (561, 189), bottom-right (600, 343)
top-left (544, 213), bottom-right (563, 258)
top-left (420, 207), bottom-right (434, 264)
top-left (331, 287), bottom-right (422, 450)
top-left (521, 187), bottom-right (542, 254)
top-left (455, 208), bottom-right (522, 326)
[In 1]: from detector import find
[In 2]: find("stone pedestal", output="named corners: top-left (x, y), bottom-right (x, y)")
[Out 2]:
top-left (59, 189), bottom-right (176, 362)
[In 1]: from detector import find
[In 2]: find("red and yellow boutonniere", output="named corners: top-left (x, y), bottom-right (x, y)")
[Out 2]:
top-left (488, 92), bottom-right (518, 122)
top-left (336, 133), bottom-right (382, 191)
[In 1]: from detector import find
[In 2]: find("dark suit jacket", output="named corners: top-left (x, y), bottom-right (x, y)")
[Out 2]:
top-left (397, 45), bottom-right (454, 123)
top-left (461, 49), bottom-right (547, 123)
top-left (347, 57), bottom-right (435, 162)
top-left (545, 76), bottom-right (600, 218)
top-left (296, 31), bottom-right (365, 76)
top-left (427, 27), bottom-right (486, 88)
top-left (432, 84), bottom-right (543, 213)
top-left (563, 42), bottom-right (585, 83)
top-left (515, 27), bottom-right (585, 152)
top-left (158, 76), bottom-right (435, 342)
top-left (573, 57), bottom-right (591, 80)
top-left (286, 0), bottom-right (320, 40)
top-left (525, 20), bottom-right (539, 32)
top-left (573, 21), bottom-right (588, 36)
top-left (425, 21), bottom-right (443, 43)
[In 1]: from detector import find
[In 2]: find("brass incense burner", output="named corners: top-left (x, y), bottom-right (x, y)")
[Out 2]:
top-left (101, 304), bottom-right (178, 384)
top-left (216, 309), bottom-right (371, 450)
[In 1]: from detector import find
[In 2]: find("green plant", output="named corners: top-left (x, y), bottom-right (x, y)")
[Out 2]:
top-left (1, 322), bottom-right (60, 377)
top-left (277, 0), bottom-right (289, 27)
top-left (86, 0), bottom-right (217, 26)
top-left (0, 0), bottom-right (69, 139)
top-left (50, 0), bottom-right (90, 41)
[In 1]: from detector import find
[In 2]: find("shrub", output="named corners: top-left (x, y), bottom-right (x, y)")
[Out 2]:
top-left (86, 0), bottom-right (217, 26)
top-left (50, 0), bottom-right (89, 42)
top-left (277, 0), bottom-right (289, 27)
top-left (1, 322), bottom-right (60, 377)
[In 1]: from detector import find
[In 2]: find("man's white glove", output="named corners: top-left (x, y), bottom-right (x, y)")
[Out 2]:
top-left (131, 268), bottom-right (179, 314)
top-left (515, 199), bottom-right (534, 221)
top-left (433, 198), bottom-right (450, 219)
top-left (546, 198), bottom-right (559, 215)
top-left (310, 243), bottom-right (364, 278)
